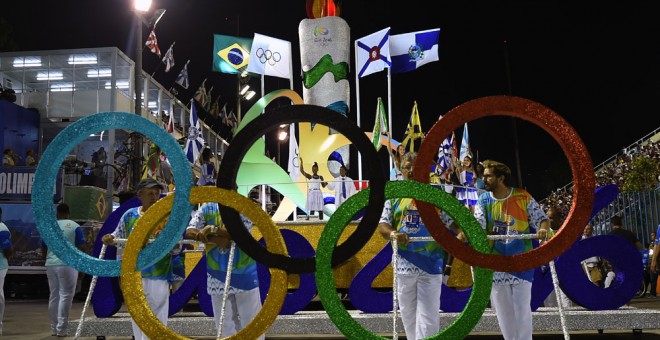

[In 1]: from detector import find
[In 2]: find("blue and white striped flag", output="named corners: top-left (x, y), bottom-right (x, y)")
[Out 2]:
top-left (390, 28), bottom-right (440, 74)
top-left (184, 101), bottom-right (204, 165)
top-left (459, 122), bottom-right (471, 161)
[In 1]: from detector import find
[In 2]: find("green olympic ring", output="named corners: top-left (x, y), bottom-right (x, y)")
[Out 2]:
top-left (316, 180), bottom-right (493, 339)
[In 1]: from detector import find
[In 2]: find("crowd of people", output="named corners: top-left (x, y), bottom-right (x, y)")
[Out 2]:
top-left (542, 139), bottom-right (660, 216)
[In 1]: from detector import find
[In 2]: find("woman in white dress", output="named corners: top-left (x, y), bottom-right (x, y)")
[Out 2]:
top-left (300, 161), bottom-right (327, 220)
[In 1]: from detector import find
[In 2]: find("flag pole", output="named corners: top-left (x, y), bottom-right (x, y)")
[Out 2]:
top-left (354, 39), bottom-right (363, 184)
top-left (387, 67), bottom-right (393, 172)
top-left (150, 59), bottom-right (163, 77)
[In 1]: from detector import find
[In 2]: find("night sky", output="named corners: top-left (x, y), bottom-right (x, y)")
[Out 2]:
top-left (2, 0), bottom-right (660, 199)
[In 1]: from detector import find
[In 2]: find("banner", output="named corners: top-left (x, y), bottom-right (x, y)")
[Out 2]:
top-left (0, 166), bottom-right (62, 201)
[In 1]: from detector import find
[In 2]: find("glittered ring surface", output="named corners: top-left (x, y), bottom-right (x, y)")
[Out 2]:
top-left (121, 187), bottom-right (288, 340)
top-left (414, 96), bottom-right (595, 272)
top-left (316, 181), bottom-right (493, 339)
top-left (32, 112), bottom-right (192, 277)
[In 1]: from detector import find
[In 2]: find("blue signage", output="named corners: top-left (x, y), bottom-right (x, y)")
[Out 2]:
top-left (0, 166), bottom-right (62, 201)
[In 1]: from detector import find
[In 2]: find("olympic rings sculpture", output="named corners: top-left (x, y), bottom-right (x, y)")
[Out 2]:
top-left (34, 95), bottom-right (598, 339)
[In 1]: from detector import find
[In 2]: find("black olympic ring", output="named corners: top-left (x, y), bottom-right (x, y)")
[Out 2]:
top-left (217, 104), bottom-right (386, 274)
top-left (255, 48), bottom-right (282, 66)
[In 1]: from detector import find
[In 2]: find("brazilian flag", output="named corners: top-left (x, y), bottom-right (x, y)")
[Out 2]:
top-left (212, 34), bottom-right (253, 74)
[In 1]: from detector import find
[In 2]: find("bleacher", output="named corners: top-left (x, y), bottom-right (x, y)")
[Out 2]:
top-left (541, 126), bottom-right (660, 245)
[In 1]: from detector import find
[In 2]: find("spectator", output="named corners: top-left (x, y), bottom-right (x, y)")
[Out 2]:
top-left (42, 203), bottom-right (87, 337)
top-left (609, 215), bottom-right (643, 250)
top-left (3, 148), bottom-right (16, 166)
top-left (646, 231), bottom-right (657, 298)
top-left (25, 148), bottom-right (37, 166)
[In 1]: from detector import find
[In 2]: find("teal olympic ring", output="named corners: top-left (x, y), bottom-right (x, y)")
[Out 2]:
top-left (32, 112), bottom-right (192, 277)
top-left (316, 180), bottom-right (493, 339)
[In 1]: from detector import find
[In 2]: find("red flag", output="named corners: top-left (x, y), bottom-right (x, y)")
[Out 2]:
top-left (165, 113), bottom-right (174, 134)
top-left (145, 29), bottom-right (161, 57)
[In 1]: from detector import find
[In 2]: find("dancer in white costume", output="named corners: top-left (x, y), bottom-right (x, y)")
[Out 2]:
top-left (326, 165), bottom-right (355, 207)
top-left (300, 160), bottom-right (327, 220)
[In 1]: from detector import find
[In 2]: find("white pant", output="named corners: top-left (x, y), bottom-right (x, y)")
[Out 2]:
top-left (211, 287), bottom-right (264, 340)
top-left (46, 265), bottom-right (78, 336)
top-left (131, 278), bottom-right (170, 340)
top-left (491, 281), bottom-right (533, 340)
top-left (0, 268), bottom-right (6, 335)
top-left (396, 273), bottom-right (443, 340)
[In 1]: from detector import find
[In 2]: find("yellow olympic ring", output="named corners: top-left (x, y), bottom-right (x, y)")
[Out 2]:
top-left (120, 187), bottom-right (289, 339)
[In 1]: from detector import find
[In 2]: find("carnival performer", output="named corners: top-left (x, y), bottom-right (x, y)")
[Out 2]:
top-left (300, 160), bottom-right (327, 220)
top-left (197, 147), bottom-right (216, 186)
top-left (388, 143), bottom-right (406, 180)
top-left (326, 165), bottom-right (355, 207)
top-left (454, 154), bottom-right (479, 211)
top-left (378, 152), bottom-right (462, 340)
top-left (185, 203), bottom-right (264, 339)
top-left (102, 178), bottom-right (174, 340)
top-left (472, 160), bottom-right (550, 340)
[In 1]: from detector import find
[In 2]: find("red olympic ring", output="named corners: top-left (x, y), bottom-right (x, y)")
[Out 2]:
top-left (413, 95), bottom-right (595, 272)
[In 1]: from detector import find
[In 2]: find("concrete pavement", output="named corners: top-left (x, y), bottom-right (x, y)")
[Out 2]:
top-left (2, 296), bottom-right (660, 339)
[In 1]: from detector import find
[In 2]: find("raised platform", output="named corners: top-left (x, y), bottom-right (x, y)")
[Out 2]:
top-left (70, 306), bottom-right (660, 337)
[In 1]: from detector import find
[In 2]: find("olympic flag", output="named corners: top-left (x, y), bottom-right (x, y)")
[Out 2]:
top-left (355, 27), bottom-right (391, 78)
top-left (247, 33), bottom-right (292, 79)
top-left (288, 124), bottom-right (300, 181)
